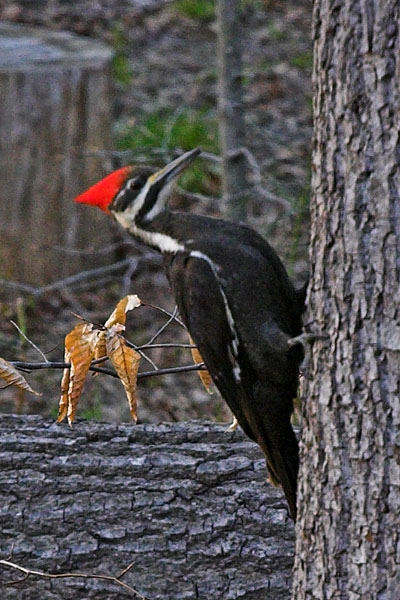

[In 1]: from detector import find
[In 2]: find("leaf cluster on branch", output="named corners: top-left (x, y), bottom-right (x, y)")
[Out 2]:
top-left (0, 295), bottom-right (211, 423)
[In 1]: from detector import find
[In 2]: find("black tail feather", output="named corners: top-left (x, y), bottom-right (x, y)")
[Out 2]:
top-left (244, 382), bottom-right (299, 520)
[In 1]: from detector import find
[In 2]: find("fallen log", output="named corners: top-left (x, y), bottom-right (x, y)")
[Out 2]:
top-left (0, 415), bottom-right (294, 599)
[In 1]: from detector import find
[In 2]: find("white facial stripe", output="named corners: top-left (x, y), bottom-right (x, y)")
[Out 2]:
top-left (143, 179), bottom-right (175, 223)
top-left (117, 178), bottom-right (152, 222)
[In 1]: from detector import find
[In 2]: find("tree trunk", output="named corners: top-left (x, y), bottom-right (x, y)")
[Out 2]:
top-left (216, 0), bottom-right (253, 222)
top-left (293, 0), bottom-right (400, 598)
top-left (0, 23), bottom-right (115, 287)
top-left (0, 415), bottom-right (295, 599)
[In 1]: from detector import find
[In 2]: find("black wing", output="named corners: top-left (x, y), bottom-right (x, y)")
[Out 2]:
top-left (165, 252), bottom-right (299, 519)
top-left (165, 252), bottom-right (257, 442)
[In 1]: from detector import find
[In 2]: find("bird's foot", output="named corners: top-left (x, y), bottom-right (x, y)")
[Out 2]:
top-left (287, 331), bottom-right (328, 350)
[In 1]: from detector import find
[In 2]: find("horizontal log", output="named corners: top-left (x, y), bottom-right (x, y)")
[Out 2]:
top-left (0, 415), bottom-right (294, 599)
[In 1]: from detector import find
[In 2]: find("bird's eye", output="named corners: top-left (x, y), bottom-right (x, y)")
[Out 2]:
top-left (128, 178), bottom-right (140, 191)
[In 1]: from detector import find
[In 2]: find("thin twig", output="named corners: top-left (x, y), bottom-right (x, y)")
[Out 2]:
top-left (52, 241), bottom-right (139, 256)
top-left (0, 558), bottom-right (148, 599)
top-left (121, 258), bottom-right (139, 297)
top-left (4, 572), bottom-right (30, 585)
top-left (91, 356), bottom-right (108, 366)
top-left (135, 343), bottom-right (196, 350)
top-left (117, 559), bottom-right (137, 579)
top-left (231, 146), bottom-right (292, 211)
top-left (126, 343), bottom-right (159, 371)
top-left (10, 320), bottom-right (49, 361)
top-left (10, 361), bottom-right (119, 378)
top-left (81, 147), bottom-right (221, 164)
top-left (9, 360), bottom-right (206, 380)
top-left (0, 260), bottom-right (134, 297)
top-left (146, 306), bottom-right (180, 346)
top-left (138, 363), bottom-right (206, 379)
top-left (142, 302), bottom-right (186, 328)
top-left (176, 185), bottom-right (219, 204)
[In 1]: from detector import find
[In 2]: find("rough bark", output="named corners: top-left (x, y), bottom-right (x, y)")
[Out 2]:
top-left (0, 23), bottom-right (115, 286)
top-left (0, 415), bottom-right (295, 599)
top-left (293, 1), bottom-right (400, 598)
top-left (216, 0), bottom-right (253, 222)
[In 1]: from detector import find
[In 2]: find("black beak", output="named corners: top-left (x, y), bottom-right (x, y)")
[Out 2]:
top-left (148, 148), bottom-right (201, 187)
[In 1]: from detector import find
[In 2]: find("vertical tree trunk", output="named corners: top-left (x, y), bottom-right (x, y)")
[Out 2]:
top-left (293, 1), bottom-right (400, 598)
top-left (2, 7), bottom-right (398, 597)
top-left (216, 0), bottom-right (253, 222)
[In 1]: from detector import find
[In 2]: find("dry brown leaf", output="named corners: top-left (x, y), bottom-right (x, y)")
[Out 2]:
top-left (57, 323), bottom-right (99, 425)
top-left (106, 324), bottom-right (141, 422)
top-left (93, 330), bottom-right (107, 373)
top-left (189, 336), bottom-right (213, 394)
top-left (104, 294), bottom-right (141, 329)
top-left (0, 357), bottom-right (41, 397)
top-left (57, 348), bottom-right (71, 423)
top-left (57, 295), bottom-right (142, 425)
top-left (67, 324), bottom-right (99, 425)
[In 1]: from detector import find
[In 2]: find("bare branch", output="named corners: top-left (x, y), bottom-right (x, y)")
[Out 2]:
top-left (146, 306), bottom-right (180, 346)
top-left (52, 241), bottom-right (139, 256)
top-left (0, 558), bottom-right (148, 599)
top-left (10, 360), bottom-right (119, 378)
top-left (135, 343), bottom-right (196, 350)
top-left (237, 146), bottom-right (292, 211)
top-left (121, 257), bottom-right (140, 297)
top-left (116, 559), bottom-right (137, 580)
top-left (0, 260), bottom-right (134, 298)
top-left (0, 280), bottom-right (37, 294)
top-left (81, 147), bottom-right (221, 165)
top-left (9, 320), bottom-right (49, 362)
top-left (176, 185), bottom-right (219, 204)
top-left (142, 302), bottom-right (186, 329)
top-left (138, 363), bottom-right (206, 379)
top-left (199, 151), bottom-right (222, 164)
top-left (124, 341), bottom-right (159, 371)
top-left (9, 360), bottom-right (206, 380)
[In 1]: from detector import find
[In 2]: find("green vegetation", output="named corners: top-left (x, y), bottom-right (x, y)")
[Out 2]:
top-left (117, 108), bottom-right (220, 194)
top-left (290, 51), bottom-right (313, 71)
top-left (173, 0), bottom-right (266, 20)
top-left (267, 24), bottom-right (287, 42)
top-left (50, 392), bottom-right (103, 421)
top-left (173, 0), bottom-right (215, 21)
top-left (80, 397), bottom-right (103, 421)
top-left (111, 25), bottom-right (133, 88)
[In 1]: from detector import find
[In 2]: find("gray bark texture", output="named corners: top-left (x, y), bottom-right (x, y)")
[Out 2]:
top-left (0, 415), bottom-right (295, 599)
top-left (293, 1), bottom-right (400, 598)
top-left (216, 0), bottom-right (253, 222)
top-left (0, 23), bottom-right (115, 287)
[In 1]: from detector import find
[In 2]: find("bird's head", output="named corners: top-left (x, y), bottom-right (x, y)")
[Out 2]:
top-left (74, 148), bottom-right (201, 229)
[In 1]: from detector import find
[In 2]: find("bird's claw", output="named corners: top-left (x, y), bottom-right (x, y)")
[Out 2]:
top-left (287, 331), bottom-right (327, 350)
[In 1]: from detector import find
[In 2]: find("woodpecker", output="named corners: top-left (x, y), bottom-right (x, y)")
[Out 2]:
top-left (75, 148), bottom-right (304, 520)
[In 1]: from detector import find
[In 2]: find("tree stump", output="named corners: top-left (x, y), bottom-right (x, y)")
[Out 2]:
top-left (0, 23), bottom-right (115, 286)
top-left (0, 415), bottom-right (295, 599)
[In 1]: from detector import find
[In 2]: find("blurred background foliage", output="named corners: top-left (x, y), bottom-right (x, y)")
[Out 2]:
top-left (0, 0), bottom-right (312, 423)
top-left (117, 107), bottom-right (220, 194)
